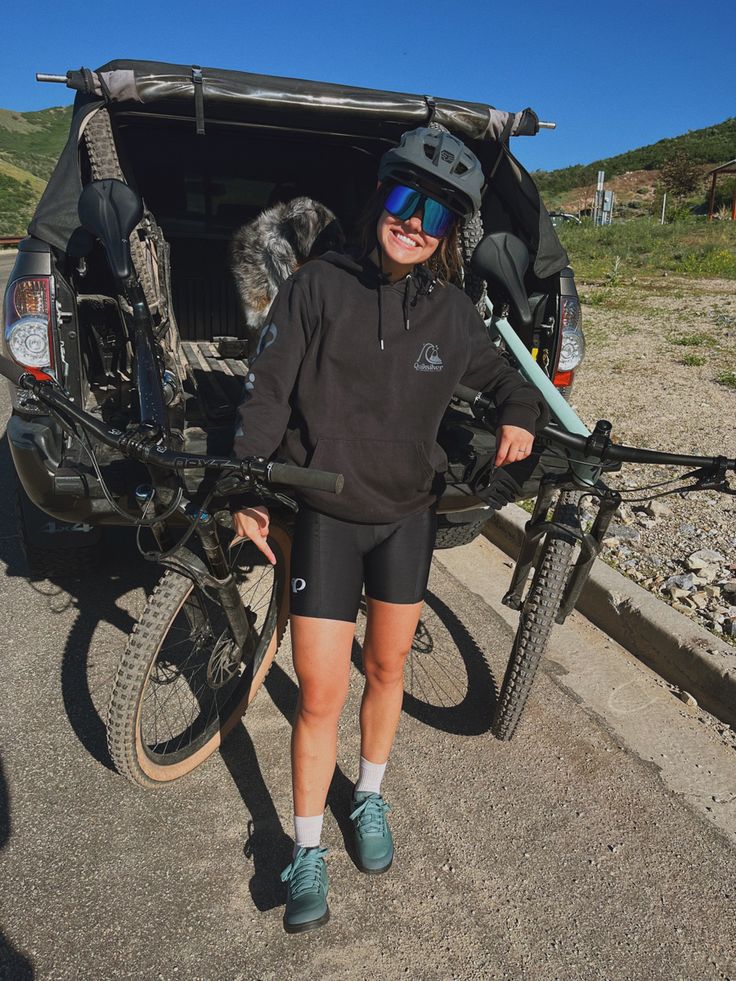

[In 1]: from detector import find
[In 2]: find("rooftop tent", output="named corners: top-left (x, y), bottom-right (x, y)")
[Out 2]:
top-left (29, 59), bottom-right (568, 278)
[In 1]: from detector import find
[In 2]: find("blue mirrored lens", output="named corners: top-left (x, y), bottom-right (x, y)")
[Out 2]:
top-left (384, 184), bottom-right (455, 237)
top-left (384, 185), bottom-right (421, 221)
top-left (422, 198), bottom-right (454, 238)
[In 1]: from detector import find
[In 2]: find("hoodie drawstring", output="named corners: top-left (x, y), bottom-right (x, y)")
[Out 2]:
top-left (378, 247), bottom-right (385, 350)
top-left (374, 249), bottom-right (435, 350)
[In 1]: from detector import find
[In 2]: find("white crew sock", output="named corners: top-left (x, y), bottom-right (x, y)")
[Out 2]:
top-left (293, 813), bottom-right (324, 856)
top-left (354, 755), bottom-right (387, 796)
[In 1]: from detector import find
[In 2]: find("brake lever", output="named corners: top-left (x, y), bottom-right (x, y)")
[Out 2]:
top-left (215, 471), bottom-right (298, 513)
top-left (681, 457), bottom-right (736, 495)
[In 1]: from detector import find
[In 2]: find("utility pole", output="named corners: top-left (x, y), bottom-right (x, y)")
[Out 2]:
top-left (660, 192), bottom-right (667, 225)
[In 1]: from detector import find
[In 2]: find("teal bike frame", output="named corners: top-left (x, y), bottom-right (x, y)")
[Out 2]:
top-left (484, 297), bottom-right (602, 487)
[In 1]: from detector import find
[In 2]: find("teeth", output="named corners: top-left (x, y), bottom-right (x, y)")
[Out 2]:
top-left (395, 232), bottom-right (417, 247)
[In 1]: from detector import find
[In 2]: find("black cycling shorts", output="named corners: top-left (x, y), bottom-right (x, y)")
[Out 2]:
top-left (289, 506), bottom-right (437, 622)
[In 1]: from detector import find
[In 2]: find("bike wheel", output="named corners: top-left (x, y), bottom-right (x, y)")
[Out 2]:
top-left (492, 491), bottom-right (579, 741)
top-left (107, 518), bottom-right (291, 787)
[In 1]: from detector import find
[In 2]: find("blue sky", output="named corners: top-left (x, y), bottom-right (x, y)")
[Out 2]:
top-left (2, 0), bottom-right (734, 172)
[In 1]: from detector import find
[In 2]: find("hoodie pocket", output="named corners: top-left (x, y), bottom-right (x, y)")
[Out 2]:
top-left (310, 437), bottom-right (435, 507)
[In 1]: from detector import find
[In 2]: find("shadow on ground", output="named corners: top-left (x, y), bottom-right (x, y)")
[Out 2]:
top-left (0, 758), bottom-right (35, 979)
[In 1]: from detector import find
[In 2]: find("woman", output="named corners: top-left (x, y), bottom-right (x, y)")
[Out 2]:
top-left (232, 127), bottom-right (548, 933)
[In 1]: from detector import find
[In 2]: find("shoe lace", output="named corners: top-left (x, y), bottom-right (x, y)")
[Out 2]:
top-left (280, 846), bottom-right (328, 900)
top-left (349, 794), bottom-right (391, 836)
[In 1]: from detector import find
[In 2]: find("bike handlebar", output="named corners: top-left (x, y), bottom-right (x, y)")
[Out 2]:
top-left (0, 355), bottom-right (343, 495)
top-left (453, 384), bottom-right (736, 473)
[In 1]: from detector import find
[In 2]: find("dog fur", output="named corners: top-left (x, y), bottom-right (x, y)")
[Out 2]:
top-left (230, 196), bottom-right (344, 350)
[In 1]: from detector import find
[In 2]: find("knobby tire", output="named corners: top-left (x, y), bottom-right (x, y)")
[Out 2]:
top-left (106, 519), bottom-right (291, 787)
top-left (492, 491), bottom-right (579, 740)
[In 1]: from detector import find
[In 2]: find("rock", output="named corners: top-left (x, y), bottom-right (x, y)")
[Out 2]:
top-left (678, 690), bottom-right (698, 708)
top-left (668, 587), bottom-right (692, 602)
top-left (724, 619), bottom-right (736, 638)
top-left (679, 523), bottom-right (696, 537)
top-left (686, 548), bottom-right (725, 570)
top-left (704, 585), bottom-right (722, 599)
top-left (690, 591), bottom-right (709, 609)
top-left (645, 500), bottom-right (671, 518)
top-left (722, 581), bottom-right (736, 599)
top-left (662, 573), bottom-right (697, 593)
top-left (609, 524), bottom-right (641, 542)
top-left (696, 566), bottom-right (719, 583)
top-left (636, 515), bottom-right (657, 529)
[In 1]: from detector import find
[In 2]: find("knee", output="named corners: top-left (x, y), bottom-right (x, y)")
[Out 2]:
top-left (297, 682), bottom-right (348, 725)
top-left (363, 647), bottom-right (409, 688)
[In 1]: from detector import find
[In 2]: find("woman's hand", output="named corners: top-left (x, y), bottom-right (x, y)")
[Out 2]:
top-left (494, 425), bottom-right (535, 467)
top-left (231, 505), bottom-right (276, 565)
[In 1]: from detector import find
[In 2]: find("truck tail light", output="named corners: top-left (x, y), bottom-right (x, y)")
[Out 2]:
top-left (3, 277), bottom-right (55, 381)
top-left (553, 369), bottom-right (575, 388)
top-left (555, 294), bottom-right (585, 391)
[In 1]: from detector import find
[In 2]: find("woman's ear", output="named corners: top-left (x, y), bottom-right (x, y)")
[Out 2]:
top-left (376, 180), bottom-right (382, 190)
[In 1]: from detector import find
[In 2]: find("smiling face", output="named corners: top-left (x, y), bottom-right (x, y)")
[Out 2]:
top-left (374, 208), bottom-right (443, 281)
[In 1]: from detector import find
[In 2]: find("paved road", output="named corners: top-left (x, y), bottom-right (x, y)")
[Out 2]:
top-left (1, 254), bottom-right (735, 980)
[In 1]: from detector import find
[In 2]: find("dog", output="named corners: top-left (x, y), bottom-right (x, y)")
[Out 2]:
top-left (230, 196), bottom-right (344, 353)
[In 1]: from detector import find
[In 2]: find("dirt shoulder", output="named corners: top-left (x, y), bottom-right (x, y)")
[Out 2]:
top-left (570, 275), bottom-right (736, 644)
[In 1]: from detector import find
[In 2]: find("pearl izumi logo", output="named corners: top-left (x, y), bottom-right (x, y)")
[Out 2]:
top-left (291, 578), bottom-right (307, 593)
top-left (414, 342), bottom-right (443, 372)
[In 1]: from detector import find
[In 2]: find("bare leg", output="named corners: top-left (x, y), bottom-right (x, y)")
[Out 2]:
top-left (290, 614), bottom-right (356, 816)
top-left (359, 597), bottom-right (423, 765)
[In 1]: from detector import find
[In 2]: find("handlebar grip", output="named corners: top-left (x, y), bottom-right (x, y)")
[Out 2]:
top-left (0, 354), bottom-right (31, 387)
top-left (453, 385), bottom-right (493, 413)
top-left (268, 462), bottom-right (344, 495)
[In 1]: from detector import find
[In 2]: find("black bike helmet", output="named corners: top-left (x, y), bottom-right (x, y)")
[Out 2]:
top-left (378, 127), bottom-right (484, 217)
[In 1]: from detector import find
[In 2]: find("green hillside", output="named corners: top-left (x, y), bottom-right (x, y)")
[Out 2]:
top-left (533, 118), bottom-right (736, 199)
top-left (0, 105), bottom-right (72, 180)
top-left (0, 105), bottom-right (71, 236)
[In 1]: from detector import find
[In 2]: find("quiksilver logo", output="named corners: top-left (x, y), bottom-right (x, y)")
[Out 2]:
top-left (414, 342), bottom-right (443, 372)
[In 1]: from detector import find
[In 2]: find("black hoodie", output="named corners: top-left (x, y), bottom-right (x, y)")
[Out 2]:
top-left (234, 251), bottom-right (549, 522)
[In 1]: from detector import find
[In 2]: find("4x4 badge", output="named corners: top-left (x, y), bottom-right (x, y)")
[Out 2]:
top-left (414, 342), bottom-right (443, 372)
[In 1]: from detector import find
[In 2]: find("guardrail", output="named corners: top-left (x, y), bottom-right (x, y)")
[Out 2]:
top-left (0, 236), bottom-right (22, 248)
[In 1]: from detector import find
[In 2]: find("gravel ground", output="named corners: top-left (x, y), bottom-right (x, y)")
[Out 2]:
top-left (570, 275), bottom-right (736, 644)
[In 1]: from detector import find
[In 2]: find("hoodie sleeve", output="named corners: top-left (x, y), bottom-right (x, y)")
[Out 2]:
top-left (459, 309), bottom-right (550, 435)
top-left (233, 276), bottom-right (315, 460)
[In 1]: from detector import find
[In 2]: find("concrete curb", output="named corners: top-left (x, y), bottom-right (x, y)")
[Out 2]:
top-left (483, 503), bottom-right (736, 728)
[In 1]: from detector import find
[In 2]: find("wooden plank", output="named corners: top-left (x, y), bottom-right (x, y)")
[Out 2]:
top-left (226, 359), bottom-right (248, 377)
top-left (206, 342), bottom-right (235, 375)
top-left (189, 343), bottom-right (211, 374)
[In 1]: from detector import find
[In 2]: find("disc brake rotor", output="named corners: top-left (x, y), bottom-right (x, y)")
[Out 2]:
top-left (206, 633), bottom-right (241, 689)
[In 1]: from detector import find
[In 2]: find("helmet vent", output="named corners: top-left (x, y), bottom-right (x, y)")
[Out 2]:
top-left (455, 161), bottom-right (469, 175)
top-left (423, 145), bottom-right (434, 160)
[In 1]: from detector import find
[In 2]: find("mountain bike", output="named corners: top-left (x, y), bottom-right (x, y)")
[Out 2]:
top-left (1, 180), bottom-right (732, 786)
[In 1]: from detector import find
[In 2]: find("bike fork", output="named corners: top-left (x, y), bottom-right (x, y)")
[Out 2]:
top-left (501, 480), bottom-right (621, 624)
top-left (502, 478), bottom-right (559, 611)
top-left (194, 509), bottom-right (252, 651)
top-left (555, 488), bottom-right (620, 623)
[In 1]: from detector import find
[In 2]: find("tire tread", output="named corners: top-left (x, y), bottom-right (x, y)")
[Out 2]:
top-left (492, 492), bottom-right (579, 740)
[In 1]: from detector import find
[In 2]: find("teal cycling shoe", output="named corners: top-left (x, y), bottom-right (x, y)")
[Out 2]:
top-left (349, 791), bottom-right (393, 874)
top-left (280, 846), bottom-right (330, 933)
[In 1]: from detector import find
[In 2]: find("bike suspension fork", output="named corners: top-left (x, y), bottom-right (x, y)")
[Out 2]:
top-left (502, 478), bottom-right (559, 610)
top-left (194, 508), bottom-right (252, 651)
top-left (555, 487), bottom-right (621, 624)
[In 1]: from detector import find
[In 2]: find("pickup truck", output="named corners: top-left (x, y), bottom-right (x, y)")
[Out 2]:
top-left (2, 59), bottom-right (584, 576)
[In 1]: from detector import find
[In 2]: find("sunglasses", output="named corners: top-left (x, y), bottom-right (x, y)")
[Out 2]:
top-left (383, 184), bottom-right (456, 239)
